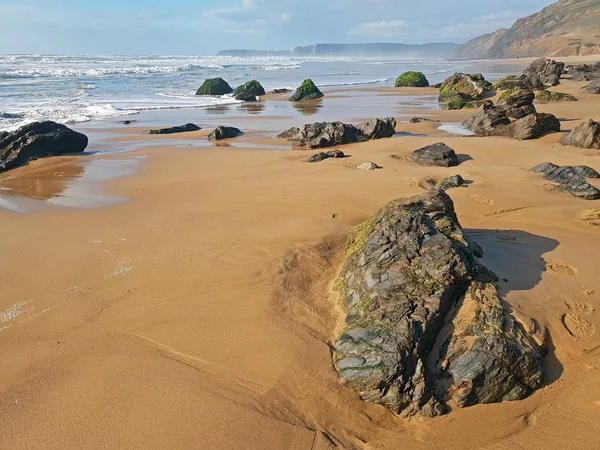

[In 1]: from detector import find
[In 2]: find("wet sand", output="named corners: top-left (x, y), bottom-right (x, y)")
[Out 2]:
top-left (2, 62), bottom-right (600, 449)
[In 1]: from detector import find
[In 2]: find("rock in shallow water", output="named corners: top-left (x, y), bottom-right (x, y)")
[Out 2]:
top-left (235, 80), bottom-right (266, 101)
top-left (333, 190), bottom-right (546, 417)
top-left (0, 121), bottom-right (88, 173)
top-left (290, 79), bottom-right (324, 101)
top-left (147, 123), bottom-right (201, 135)
top-left (208, 126), bottom-right (243, 141)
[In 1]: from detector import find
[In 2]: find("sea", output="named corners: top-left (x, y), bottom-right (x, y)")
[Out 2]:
top-left (0, 54), bottom-right (485, 132)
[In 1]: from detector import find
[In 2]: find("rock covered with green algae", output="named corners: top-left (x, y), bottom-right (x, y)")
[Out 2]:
top-left (395, 71), bottom-right (429, 87)
top-left (196, 78), bottom-right (233, 96)
top-left (438, 73), bottom-right (493, 109)
top-left (332, 190), bottom-right (546, 417)
top-left (290, 79), bottom-right (324, 101)
top-left (234, 80), bottom-right (266, 101)
top-left (535, 90), bottom-right (577, 102)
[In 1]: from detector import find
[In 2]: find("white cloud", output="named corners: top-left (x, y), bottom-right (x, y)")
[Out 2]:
top-left (349, 20), bottom-right (408, 37)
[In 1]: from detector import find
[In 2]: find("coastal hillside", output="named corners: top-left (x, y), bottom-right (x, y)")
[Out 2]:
top-left (218, 42), bottom-right (460, 58)
top-left (457, 0), bottom-right (600, 58)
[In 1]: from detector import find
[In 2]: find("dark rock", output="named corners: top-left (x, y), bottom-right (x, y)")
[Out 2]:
top-left (586, 79), bottom-right (600, 94)
top-left (522, 58), bottom-right (565, 90)
top-left (235, 80), bottom-right (266, 101)
top-left (196, 78), bottom-right (233, 96)
top-left (410, 142), bottom-right (459, 167)
top-left (333, 190), bottom-right (546, 416)
top-left (409, 117), bottom-right (439, 124)
top-left (437, 174), bottom-right (465, 190)
top-left (290, 79), bottom-right (324, 101)
top-left (272, 88), bottom-right (291, 94)
top-left (532, 162), bottom-right (600, 200)
top-left (497, 89), bottom-right (537, 119)
top-left (565, 63), bottom-right (600, 82)
top-left (535, 90), bottom-right (577, 102)
top-left (278, 118), bottom-right (396, 149)
top-left (208, 126), bottom-right (243, 141)
top-left (120, 120), bottom-right (136, 125)
top-left (395, 71), bottom-right (429, 87)
top-left (494, 75), bottom-right (532, 91)
top-left (147, 123), bottom-right (201, 135)
top-left (0, 121), bottom-right (88, 173)
top-left (559, 119), bottom-right (600, 149)
top-left (306, 149), bottom-right (346, 163)
top-left (462, 105), bottom-right (512, 136)
top-left (510, 113), bottom-right (561, 140)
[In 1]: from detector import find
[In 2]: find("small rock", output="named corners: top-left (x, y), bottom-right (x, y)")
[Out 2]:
top-left (357, 162), bottom-right (380, 170)
top-left (272, 88), bottom-right (291, 94)
top-left (532, 162), bottom-right (600, 200)
top-left (437, 174), bottom-right (465, 190)
top-left (559, 119), bottom-right (600, 149)
top-left (306, 149), bottom-right (345, 163)
top-left (410, 142), bottom-right (459, 167)
top-left (409, 117), bottom-right (439, 123)
top-left (147, 123), bottom-right (201, 135)
top-left (208, 126), bottom-right (243, 141)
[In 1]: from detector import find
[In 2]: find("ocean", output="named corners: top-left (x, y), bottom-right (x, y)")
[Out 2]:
top-left (0, 54), bottom-right (476, 131)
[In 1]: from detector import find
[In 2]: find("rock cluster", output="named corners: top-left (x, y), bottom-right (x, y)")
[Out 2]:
top-left (438, 73), bottom-right (492, 110)
top-left (0, 121), bottom-right (88, 173)
top-left (565, 63), bottom-right (600, 81)
top-left (532, 162), bottom-right (600, 200)
top-left (147, 123), bottom-right (201, 135)
top-left (410, 142), bottom-right (459, 167)
top-left (290, 79), bottom-right (324, 101)
top-left (395, 71), bottom-right (429, 87)
top-left (333, 190), bottom-right (546, 417)
top-left (235, 80), bottom-right (266, 101)
top-left (278, 118), bottom-right (396, 149)
top-left (208, 126), bottom-right (243, 141)
top-left (522, 58), bottom-right (565, 90)
top-left (196, 78), bottom-right (233, 96)
top-left (559, 119), bottom-right (600, 149)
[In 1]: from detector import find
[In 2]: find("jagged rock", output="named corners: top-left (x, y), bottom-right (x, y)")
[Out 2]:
top-left (435, 282), bottom-right (546, 407)
top-left (511, 113), bottom-right (561, 140)
top-left (235, 80), bottom-right (266, 101)
top-left (196, 78), bottom-right (233, 96)
top-left (395, 71), bottom-right (429, 87)
top-left (586, 79), bottom-right (600, 94)
top-left (410, 142), bottom-right (459, 167)
top-left (354, 118), bottom-right (397, 140)
top-left (278, 118), bottom-right (396, 149)
top-left (438, 73), bottom-right (492, 109)
top-left (565, 63), bottom-right (600, 81)
top-left (462, 105), bottom-right (512, 136)
top-left (290, 79), bottom-right (324, 101)
top-left (437, 174), bottom-right (465, 190)
top-left (306, 149), bottom-right (345, 163)
top-left (535, 90), bottom-right (577, 102)
top-left (559, 119), bottom-right (600, 149)
top-left (494, 75), bottom-right (532, 91)
top-left (522, 58), bottom-right (565, 90)
top-left (410, 117), bottom-right (439, 123)
top-left (497, 89), bottom-right (537, 119)
top-left (208, 126), bottom-right (243, 141)
top-left (357, 162), bottom-right (380, 170)
top-left (532, 162), bottom-right (600, 200)
top-left (147, 123), bottom-right (201, 135)
top-left (0, 121), bottom-right (88, 173)
top-left (333, 190), bottom-right (545, 417)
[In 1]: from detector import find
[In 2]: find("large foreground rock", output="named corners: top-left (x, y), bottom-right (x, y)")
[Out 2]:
top-left (410, 142), bottom-right (459, 167)
top-left (333, 190), bottom-right (546, 417)
top-left (0, 121), bottom-right (88, 173)
top-left (522, 58), bottom-right (565, 90)
top-left (235, 80), bottom-right (266, 101)
top-left (559, 119), bottom-right (600, 149)
top-left (290, 79), bottom-right (324, 101)
top-left (278, 118), bottom-right (396, 149)
top-left (196, 78), bottom-right (233, 96)
top-left (532, 162), bottom-right (600, 200)
top-left (147, 123), bottom-right (201, 135)
top-left (208, 126), bottom-right (243, 141)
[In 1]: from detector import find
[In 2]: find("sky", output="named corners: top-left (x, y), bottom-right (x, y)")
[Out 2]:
top-left (0, 0), bottom-right (557, 55)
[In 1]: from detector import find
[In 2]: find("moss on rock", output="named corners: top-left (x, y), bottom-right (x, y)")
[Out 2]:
top-left (234, 80), bottom-right (266, 101)
top-left (290, 79), bottom-right (324, 101)
top-left (535, 90), bottom-right (577, 102)
top-left (196, 78), bottom-right (233, 96)
top-left (395, 71), bottom-right (429, 87)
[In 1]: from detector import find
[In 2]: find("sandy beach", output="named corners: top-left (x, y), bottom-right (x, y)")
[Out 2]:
top-left (2, 58), bottom-right (600, 449)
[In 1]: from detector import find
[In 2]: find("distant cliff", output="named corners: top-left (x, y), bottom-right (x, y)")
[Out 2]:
top-left (457, 0), bottom-right (600, 59)
top-left (218, 42), bottom-right (460, 59)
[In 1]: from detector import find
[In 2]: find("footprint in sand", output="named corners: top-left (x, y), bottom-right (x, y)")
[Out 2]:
top-left (566, 300), bottom-right (595, 314)
top-left (562, 313), bottom-right (596, 341)
top-left (467, 193), bottom-right (493, 205)
top-left (544, 259), bottom-right (578, 275)
top-left (584, 290), bottom-right (596, 296)
top-left (404, 177), bottom-right (419, 187)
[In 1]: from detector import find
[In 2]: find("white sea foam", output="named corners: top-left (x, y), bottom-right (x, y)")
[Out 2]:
top-left (438, 124), bottom-right (476, 136)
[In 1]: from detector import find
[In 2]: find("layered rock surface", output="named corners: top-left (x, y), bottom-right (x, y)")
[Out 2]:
top-left (333, 190), bottom-right (547, 417)
top-left (560, 119), bottom-right (600, 149)
top-left (532, 162), bottom-right (600, 200)
top-left (0, 121), bottom-right (88, 173)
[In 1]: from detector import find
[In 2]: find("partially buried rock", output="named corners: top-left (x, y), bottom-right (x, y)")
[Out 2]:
top-left (532, 162), bottom-right (600, 200)
top-left (0, 121), bottom-right (88, 173)
top-left (410, 117), bottom-right (439, 123)
top-left (279, 118), bottom-right (396, 149)
top-left (147, 123), bottom-right (201, 135)
top-left (437, 174), bottom-right (465, 190)
top-left (333, 190), bottom-right (545, 417)
top-left (535, 90), bottom-right (577, 102)
top-left (522, 58), bottom-right (565, 90)
top-left (395, 71), bottom-right (429, 87)
top-left (196, 78), bottom-right (233, 96)
top-left (235, 80), bottom-right (266, 101)
top-left (306, 149), bottom-right (345, 163)
top-left (208, 126), bottom-right (243, 141)
top-left (410, 142), bottom-right (459, 167)
top-left (290, 79), bottom-right (324, 101)
top-left (559, 119), bottom-right (600, 149)
top-left (357, 162), bottom-right (380, 170)
top-left (586, 79), bottom-right (600, 94)
top-left (272, 88), bottom-right (291, 94)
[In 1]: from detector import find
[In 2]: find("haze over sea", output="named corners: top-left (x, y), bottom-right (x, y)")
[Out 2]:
top-left (0, 54), bottom-right (478, 131)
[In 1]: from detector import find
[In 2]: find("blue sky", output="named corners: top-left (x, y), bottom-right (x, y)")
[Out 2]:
top-left (0, 0), bottom-right (556, 54)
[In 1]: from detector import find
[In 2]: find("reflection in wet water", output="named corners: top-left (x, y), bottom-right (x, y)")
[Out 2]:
top-left (0, 156), bottom-right (144, 212)
top-left (292, 100), bottom-right (323, 116)
top-left (205, 105), bottom-right (233, 115)
top-left (238, 102), bottom-right (265, 115)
